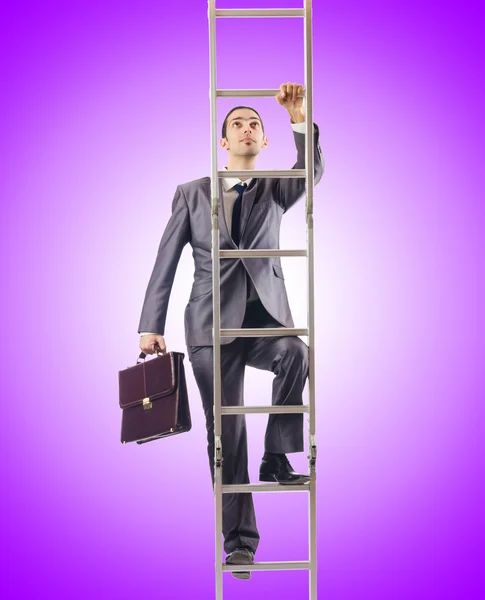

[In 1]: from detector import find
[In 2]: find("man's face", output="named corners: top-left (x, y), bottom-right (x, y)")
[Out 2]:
top-left (220, 108), bottom-right (268, 157)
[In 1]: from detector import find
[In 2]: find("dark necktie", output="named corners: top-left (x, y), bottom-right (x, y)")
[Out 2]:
top-left (231, 183), bottom-right (247, 246)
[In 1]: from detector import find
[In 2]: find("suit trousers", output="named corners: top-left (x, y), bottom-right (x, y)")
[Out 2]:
top-left (187, 298), bottom-right (309, 555)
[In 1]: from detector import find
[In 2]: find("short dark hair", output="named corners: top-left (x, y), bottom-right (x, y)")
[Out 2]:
top-left (221, 106), bottom-right (265, 139)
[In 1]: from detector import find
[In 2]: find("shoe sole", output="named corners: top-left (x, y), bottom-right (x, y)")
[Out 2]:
top-left (232, 571), bottom-right (251, 580)
top-left (226, 549), bottom-right (254, 581)
top-left (259, 473), bottom-right (311, 485)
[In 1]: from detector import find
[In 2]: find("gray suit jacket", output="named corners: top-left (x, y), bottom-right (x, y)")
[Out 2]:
top-left (138, 123), bottom-right (325, 346)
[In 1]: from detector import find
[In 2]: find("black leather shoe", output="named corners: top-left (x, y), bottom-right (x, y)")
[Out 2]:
top-left (225, 547), bottom-right (254, 580)
top-left (259, 453), bottom-right (310, 485)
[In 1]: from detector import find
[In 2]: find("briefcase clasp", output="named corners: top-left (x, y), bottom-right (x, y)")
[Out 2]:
top-left (142, 397), bottom-right (152, 410)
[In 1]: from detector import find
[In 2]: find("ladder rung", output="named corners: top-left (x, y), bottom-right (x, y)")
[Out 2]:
top-left (221, 405), bottom-right (309, 415)
top-left (217, 88), bottom-right (305, 98)
top-left (220, 327), bottom-right (308, 337)
top-left (215, 9), bottom-right (305, 18)
top-left (223, 561), bottom-right (311, 572)
top-left (222, 482), bottom-right (310, 493)
top-left (218, 169), bottom-right (305, 179)
top-left (219, 249), bottom-right (307, 258)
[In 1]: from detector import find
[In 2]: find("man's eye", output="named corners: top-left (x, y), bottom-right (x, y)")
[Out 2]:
top-left (251, 122), bottom-right (259, 127)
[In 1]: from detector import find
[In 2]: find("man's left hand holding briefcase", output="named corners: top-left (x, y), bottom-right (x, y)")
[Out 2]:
top-left (119, 339), bottom-right (191, 445)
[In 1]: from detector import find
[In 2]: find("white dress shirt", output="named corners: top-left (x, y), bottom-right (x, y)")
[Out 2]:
top-left (141, 120), bottom-right (312, 336)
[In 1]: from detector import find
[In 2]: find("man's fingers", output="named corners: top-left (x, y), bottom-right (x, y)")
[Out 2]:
top-left (154, 341), bottom-right (167, 354)
top-left (139, 334), bottom-right (167, 355)
top-left (277, 82), bottom-right (304, 102)
top-left (275, 81), bottom-right (304, 108)
top-left (292, 83), bottom-right (303, 101)
top-left (154, 336), bottom-right (167, 354)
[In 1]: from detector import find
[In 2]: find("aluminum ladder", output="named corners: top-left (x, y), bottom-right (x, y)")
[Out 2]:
top-left (207, 2), bottom-right (317, 598)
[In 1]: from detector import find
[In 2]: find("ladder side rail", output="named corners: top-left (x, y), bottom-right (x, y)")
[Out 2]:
top-left (304, 2), bottom-right (317, 599)
top-left (207, 1), bottom-right (224, 599)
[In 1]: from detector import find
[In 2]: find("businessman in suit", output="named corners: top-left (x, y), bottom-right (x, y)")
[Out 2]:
top-left (138, 82), bottom-right (324, 579)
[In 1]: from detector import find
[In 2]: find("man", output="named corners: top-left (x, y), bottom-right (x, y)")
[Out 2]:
top-left (138, 82), bottom-right (324, 579)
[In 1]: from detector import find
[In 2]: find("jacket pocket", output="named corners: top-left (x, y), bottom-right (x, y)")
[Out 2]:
top-left (273, 264), bottom-right (285, 279)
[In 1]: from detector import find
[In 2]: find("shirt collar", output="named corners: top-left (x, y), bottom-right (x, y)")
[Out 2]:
top-left (222, 166), bottom-right (253, 192)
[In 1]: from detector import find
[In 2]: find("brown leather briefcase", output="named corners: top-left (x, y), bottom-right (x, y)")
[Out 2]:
top-left (119, 349), bottom-right (191, 445)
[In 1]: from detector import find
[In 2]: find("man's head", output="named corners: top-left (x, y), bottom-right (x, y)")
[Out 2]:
top-left (220, 106), bottom-right (268, 157)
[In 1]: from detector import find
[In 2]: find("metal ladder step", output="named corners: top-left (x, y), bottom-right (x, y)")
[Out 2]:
top-left (216, 88), bottom-right (306, 97)
top-left (222, 482), bottom-right (310, 493)
top-left (219, 249), bottom-right (307, 258)
top-left (218, 169), bottom-right (306, 179)
top-left (223, 561), bottom-right (311, 573)
top-left (215, 9), bottom-right (305, 18)
top-left (220, 327), bottom-right (308, 337)
top-left (221, 405), bottom-right (309, 415)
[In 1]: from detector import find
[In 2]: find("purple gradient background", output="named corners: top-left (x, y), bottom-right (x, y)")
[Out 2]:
top-left (1, 0), bottom-right (484, 598)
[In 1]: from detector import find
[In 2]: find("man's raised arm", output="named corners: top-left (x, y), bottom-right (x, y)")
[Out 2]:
top-left (273, 82), bottom-right (325, 212)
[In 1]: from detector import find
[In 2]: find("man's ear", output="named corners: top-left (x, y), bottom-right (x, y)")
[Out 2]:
top-left (262, 136), bottom-right (269, 148)
top-left (220, 138), bottom-right (229, 150)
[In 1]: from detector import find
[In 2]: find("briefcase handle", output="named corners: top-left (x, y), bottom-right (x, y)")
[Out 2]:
top-left (136, 342), bottom-right (166, 363)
